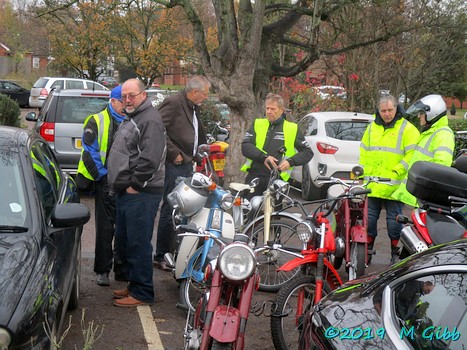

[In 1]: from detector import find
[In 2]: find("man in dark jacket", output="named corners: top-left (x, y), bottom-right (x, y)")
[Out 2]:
top-left (241, 93), bottom-right (313, 197)
top-left (108, 78), bottom-right (166, 307)
top-left (153, 75), bottom-right (210, 270)
top-left (76, 85), bottom-right (127, 286)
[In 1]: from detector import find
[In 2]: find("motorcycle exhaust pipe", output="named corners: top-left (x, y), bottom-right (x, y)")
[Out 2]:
top-left (400, 226), bottom-right (429, 255)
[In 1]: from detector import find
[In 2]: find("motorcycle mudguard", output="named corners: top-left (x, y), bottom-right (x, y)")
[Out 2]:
top-left (277, 254), bottom-right (344, 287)
top-left (209, 305), bottom-right (241, 343)
top-left (350, 225), bottom-right (367, 243)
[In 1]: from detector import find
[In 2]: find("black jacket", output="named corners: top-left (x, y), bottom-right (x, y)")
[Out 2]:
top-left (242, 115), bottom-right (313, 177)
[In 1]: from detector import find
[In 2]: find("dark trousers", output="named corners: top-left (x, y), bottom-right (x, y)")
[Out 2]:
top-left (93, 177), bottom-right (125, 276)
top-left (115, 191), bottom-right (162, 303)
top-left (155, 162), bottom-right (193, 262)
top-left (367, 197), bottom-right (403, 241)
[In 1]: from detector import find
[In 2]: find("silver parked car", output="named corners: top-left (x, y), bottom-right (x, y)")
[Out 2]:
top-left (29, 77), bottom-right (108, 108)
top-left (290, 111), bottom-right (374, 200)
top-left (25, 89), bottom-right (110, 173)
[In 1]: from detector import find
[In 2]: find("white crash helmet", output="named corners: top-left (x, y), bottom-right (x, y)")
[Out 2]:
top-left (406, 94), bottom-right (447, 123)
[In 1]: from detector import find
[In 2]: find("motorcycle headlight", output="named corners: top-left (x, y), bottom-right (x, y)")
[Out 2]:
top-left (273, 179), bottom-right (290, 195)
top-left (220, 192), bottom-right (235, 211)
top-left (218, 243), bottom-right (256, 281)
top-left (296, 221), bottom-right (315, 244)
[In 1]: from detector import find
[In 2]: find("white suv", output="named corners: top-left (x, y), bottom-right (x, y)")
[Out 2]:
top-left (29, 77), bottom-right (108, 108)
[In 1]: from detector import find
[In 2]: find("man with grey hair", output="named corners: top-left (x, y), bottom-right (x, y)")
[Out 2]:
top-left (360, 95), bottom-right (419, 264)
top-left (241, 92), bottom-right (313, 198)
top-left (153, 75), bottom-right (210, 270)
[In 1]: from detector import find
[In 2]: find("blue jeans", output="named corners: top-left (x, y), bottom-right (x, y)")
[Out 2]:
top-left (367, 197), bottom-right (403, 241)
top-left (155, 162), bottom-right (193, 262)
top-left (115, 191), bottom-right (162, 303)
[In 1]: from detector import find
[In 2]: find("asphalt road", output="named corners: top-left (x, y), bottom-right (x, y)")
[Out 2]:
top-left (57, 189), bottom-right (401, 350)
top-left (19, 108), bottom-right (399, 349)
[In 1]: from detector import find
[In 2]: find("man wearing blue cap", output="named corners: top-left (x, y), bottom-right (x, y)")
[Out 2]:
top-left (77, 84), bottom-right (127, 286)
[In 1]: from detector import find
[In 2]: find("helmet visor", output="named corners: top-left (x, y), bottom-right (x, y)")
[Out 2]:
top-left (406, 100), bottom-right (430, 117)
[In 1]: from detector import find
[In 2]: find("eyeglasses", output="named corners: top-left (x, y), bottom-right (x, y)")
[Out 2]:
top-left (121, 91), bottom-right (144, 101)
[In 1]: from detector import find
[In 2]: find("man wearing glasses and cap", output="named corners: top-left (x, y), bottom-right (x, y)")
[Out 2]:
top-left (77, 84), bottom-right (127, 286)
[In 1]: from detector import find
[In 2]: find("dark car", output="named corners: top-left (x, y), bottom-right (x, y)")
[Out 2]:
top-left (0, 126), bottom-right (90, 349)
top-left (0, 80), bottom-right (30, 107)
top-left (301, 239), bottom-right (467, 350)
top-left (26, 89), bottom-right (110, 174)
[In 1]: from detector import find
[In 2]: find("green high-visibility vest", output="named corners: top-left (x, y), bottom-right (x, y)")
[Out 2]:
top-left (241, 118), bottom-right (298, 180)
top-left (77, 111), bottom-right (110, 181)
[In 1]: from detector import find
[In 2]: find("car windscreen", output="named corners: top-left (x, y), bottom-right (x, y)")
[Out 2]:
top-left (0, 150), bottom-right (28, 227)
top-left (325, 120), bottom-right (369, 141)
top-left (56, 96), bottom-right (109, 124)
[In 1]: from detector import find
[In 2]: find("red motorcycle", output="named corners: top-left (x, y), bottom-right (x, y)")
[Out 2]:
top-left (397, 160), bottom-right (467, 257)
top-left (317, 166), bottom-right (392, 280)
top-left (196, 141), bottom-right (228, 186)
top-left (270, 187), bottom-right (370, 350)
top-left (179, 224), bottom-right (299, 349)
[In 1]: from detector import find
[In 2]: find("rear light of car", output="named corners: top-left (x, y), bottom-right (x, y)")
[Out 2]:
top-left (40, 122), bottom-right (55, 142)
top-left (316, 142), bottom-right (338, 154)
top-left (39, 88), bottom-right (48, 98)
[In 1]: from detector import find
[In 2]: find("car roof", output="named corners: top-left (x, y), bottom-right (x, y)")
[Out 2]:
top-left (50, 89), bottom-right (111, 96)
top-left (0, 125), bottom-right (35, 151)
top-left (302, 111), bottom-right (374, 121)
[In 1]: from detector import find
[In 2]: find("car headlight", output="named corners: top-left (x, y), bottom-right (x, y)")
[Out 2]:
top-left (220, 192), bottom-right (235, 211)
top-left (218, 243), bottom-right (256, 281)
top-left (296, 221), bottom-right (315, 244)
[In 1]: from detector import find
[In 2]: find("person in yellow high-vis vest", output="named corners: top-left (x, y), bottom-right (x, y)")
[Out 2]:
top-left (241, 93), bottom-right (313, 198)
top-left (76, 85), bottom-right (126, 287)
top-left (392, 94), bottom-right (454, 207)
top-left (360, 95), bottom-right (420, 265)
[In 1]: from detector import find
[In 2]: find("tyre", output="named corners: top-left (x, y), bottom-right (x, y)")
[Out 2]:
top-left (249, 216), bottom-right (302, 292)
top-left (348, 242), bottom-right (365, 280)
top-left (179, 277), bottom-right (209, 314)
top-left (68, 241), bottom-right (81, 310)
top-left (301, 166), bottom-right (324, 200)
top-left (271, 275), bottom-right (330, 350)
top-left (212, 340), bottom-right (233, 349)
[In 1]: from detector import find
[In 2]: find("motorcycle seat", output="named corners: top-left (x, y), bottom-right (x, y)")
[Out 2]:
top-left (426, 212), bottom-right (466, 246)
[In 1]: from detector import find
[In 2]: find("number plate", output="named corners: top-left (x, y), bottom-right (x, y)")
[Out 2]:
top-left (213, 159), bottom-right (225, 171)
top-left (350, 171), bottom-right (356, 179)
top-left (75, 138), bottom-right (82, 149)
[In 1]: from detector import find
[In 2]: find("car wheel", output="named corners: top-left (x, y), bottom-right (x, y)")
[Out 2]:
top-left (68, 241), bottom-right (81, 310)
top-left (301, 166), bottom-right (324, 200)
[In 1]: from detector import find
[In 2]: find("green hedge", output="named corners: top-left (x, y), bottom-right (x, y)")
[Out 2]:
top-left (450, 118), bottom-right (467, 157)
top-left (0, 94), bottom-right (21, 127)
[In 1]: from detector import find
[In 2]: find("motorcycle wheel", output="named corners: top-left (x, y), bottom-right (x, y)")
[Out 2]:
top-left (249, 217), bottom-right (302, 292)
top-left (270, 275), bottom-right (331, 350)
top-left (348, 242), bottom-right (365, 280)
top-left (179, 277), bottom-right (208, 314)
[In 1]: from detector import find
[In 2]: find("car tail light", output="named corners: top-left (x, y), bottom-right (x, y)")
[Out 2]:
top-left (40, 122), bottom-right (55, 142)
top-left (39, 88), bottom-right (48, 98)
top-left (316, 142), bottom-right (338, 154)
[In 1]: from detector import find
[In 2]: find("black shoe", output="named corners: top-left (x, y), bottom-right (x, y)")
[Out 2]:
top-left (153, 260), bottom-right (171, 272)
top-left (114, 273), bottom-right (128, 282)
top-left (390, 245), bottom-right (400, 265)
top-left (96, 273), bottom-right (110, 286)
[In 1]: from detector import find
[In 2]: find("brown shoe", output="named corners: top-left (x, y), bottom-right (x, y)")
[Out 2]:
top-left (113, 296), bottom-right (152, 307)
top-left (113, 288), bottom-right (130, 299)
